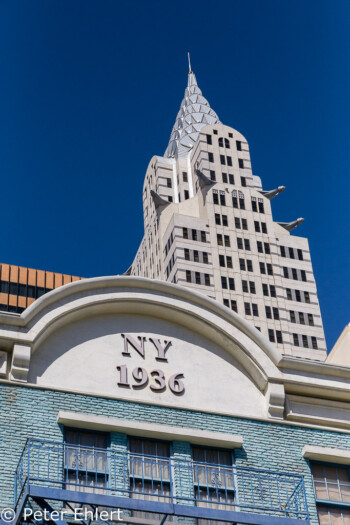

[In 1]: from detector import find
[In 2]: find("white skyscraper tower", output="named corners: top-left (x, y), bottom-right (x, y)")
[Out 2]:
top-left (130, 60), bottom-right (327, 360)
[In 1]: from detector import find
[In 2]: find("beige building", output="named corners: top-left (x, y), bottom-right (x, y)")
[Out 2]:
top-left (130, 65), bottom-right (326, 360)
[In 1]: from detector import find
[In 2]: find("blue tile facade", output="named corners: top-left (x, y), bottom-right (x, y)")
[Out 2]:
top-left (1, 382), bottom-right (350, 524)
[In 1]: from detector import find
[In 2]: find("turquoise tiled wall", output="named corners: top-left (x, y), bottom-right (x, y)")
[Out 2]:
top-left (1, 382), bottom-right (350, 524)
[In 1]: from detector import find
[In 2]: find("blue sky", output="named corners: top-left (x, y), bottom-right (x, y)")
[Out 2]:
top-left (0, 0), bottom-right (349, 349)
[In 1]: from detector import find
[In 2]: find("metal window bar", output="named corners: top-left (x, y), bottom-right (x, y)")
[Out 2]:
top-left (14, 439), bottom-right (309, 520)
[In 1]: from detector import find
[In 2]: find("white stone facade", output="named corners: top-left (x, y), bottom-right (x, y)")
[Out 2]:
top-left (130, 70), bottom-right (327, 360)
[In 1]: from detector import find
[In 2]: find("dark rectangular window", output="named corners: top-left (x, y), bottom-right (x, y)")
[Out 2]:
top-left (183, 172), bottom-right (188, 182)
top-left (229, 278), bottom-right (235, 291)
top-left (215, 213), bottom-right (221, 225)
top-left (168, 196), bottom-right (173, 202)
top-left (192, 229), bottom-right (197, 241)
top-left (238, 159), bottom-right (244, 169)
top-left (167, 178), bottom-right (172, 188)
top-left (242, 280), bottom-right (249, 293)
top-left (299, 312), bottom-right (305, 325)
top-left (308, 313), bottom-right (314, 326)
top-left (221, 276), bottom-right (227, 289)
top-left (244, 302), bottom-right (251, 315)
top-left (301, 270), bottom-right (307, 282)
top-left (193, 250), bottom-right (199, 263)
top-left (283, 267), bottom-right (289, 278)
top-left (236, 140), bottom-right (242, 151)
top-left (289, 247), bottom-right (295, 259)
top-left (242, 218), bottom-right (248, 230)
top-left (220, 193), bottom-right (226, 206)
top-left (195, 272), bottom-right (201, 285)
top-left (258, 200), bottom-right (265, 213)
top-left (231, 300), bottom-right (237, 312)
top-left (252, 304), bottom-right (259, 317)
top-left (217, 234), bottom-right (223, 246)
top-left (297, 249), bottom-right (303, 261)
top-left (239, 258), bottom-right (245, 271)
top-left (270, 285), bottom-right (276, 297)
top-left (304, 291), bottom-right (310, 303)
top-left (287, 289), bottom-right (292, 300)
top-left (302, 335), bottom-right (308, 348)
top-left (220, 155), bottom-right (226, 165)
top-left (208, 152), bottom-right (214, 162)
top-left (244, 239), bottom-right (250, 250)
top-left (206, 134), bottom-right (212, 145)
top-left (229, 174), bottom-right (234, 184)
top-left (201, 231), bottom-right (206, 243)
top-left (219, 255), bottom-right (225, 267)
top-left (224, 235), bottom-right (230, 247)
top-left (232, 195), bottom-right (238, 208)
top-left (276, 331), bottom-right (283, 344)
top-left (222, 215), bottom-right (228, 227)
top-left (264, 243), bottom-right (270, 254)
top-left (213, 192), bottom-right (219, 205)
top-left (241, 176), bottom-right (246, 187)
top-left (267, 263), bottom-right (273, 275)
top-left (260, 262), bottom-right (266, 274)
top-left (280, 246), bottom-right (286, 257)
top-left (293, 334), bottom-right (299, 346)
top-left (296, 290), bottom-right (301, 302)
top-left (210, 170), bottom-right (216, 181)
top-left (235, 217), bottom-right (241, 229)
top-left (223, 298), bottom-right (229, 307)
top-left (257, 241), bottom-right (263, 253)
top-left (290, 311), bottom-right (296, 323)
top-left (184, 190), bottom-right (189, 200)
top-left (311, 337), bottom-right (318, 349)
top-left (226, 256), bottom-right (233, 269)
top-left (222, 172), bottom-right (228, 183)
top-left (237, 238), bottom-right (243, 249)
top-left (249, 281), bottom-right (256, 294)
top-left (186, 271), bottom-right (192, 283)
top-left (184, 248), bottom-right (190, 261)
top-left (265, 306), bottom-right (272, 319)
top-left (247, 260), bottom-right (253, 272)
top-left (227, 156), bottom-right (232, 166)
top-left (261, 222), bottom-right (267, 234)
top-left (204, 274), bottom-right (210, 286)
top-left (273, 307), bottom-right (279, 320)
top-left (262, 283), bottom-right (269, 296)
top-left (203, 252), bottom-right (209, 264)
top-left (292, 268), bottom-right (298, 280)
top-left (254, 221), bottom-right (260, 233)
top-left (251, 198), bottom-right (257, 212)
top-left (268, 329), bottom-right (275, 343)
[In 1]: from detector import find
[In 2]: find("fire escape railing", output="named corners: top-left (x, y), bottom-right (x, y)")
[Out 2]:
top-left (14, 438), bottom-right (309, 522)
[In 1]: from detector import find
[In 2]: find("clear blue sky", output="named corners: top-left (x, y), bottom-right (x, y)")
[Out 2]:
top-left (0, 0), bottom-right (349, 349)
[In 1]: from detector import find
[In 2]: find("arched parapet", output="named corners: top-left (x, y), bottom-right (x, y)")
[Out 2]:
top-left (0, 276), bottom-right (285, 420)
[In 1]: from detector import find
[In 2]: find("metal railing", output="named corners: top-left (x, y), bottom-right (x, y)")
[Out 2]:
top-left (14, 438), bottom-right (309, 520)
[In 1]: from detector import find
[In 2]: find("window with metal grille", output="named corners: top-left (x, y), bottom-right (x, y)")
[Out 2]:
top-left (65, 429), bottom-right (108, 495)
top-left (129, 438), bottom-right (171, 519)
top-left (311, 463), bottom-right (350, 525)
top-left (192, 447), bottom-right (235, 523)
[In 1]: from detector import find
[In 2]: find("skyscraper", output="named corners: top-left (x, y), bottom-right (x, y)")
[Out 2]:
top-left (130, 61), bottom-right (326, 360)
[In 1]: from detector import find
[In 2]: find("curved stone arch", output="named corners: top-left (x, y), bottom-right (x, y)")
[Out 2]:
top-left (5, 277), bottom-right (283, 394)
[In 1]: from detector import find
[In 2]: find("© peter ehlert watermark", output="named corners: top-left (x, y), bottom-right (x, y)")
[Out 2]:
top-left (0, 508), bottom-right (124, 522)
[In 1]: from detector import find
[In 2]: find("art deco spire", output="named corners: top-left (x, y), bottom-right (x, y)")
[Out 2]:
top-left (165, 56), bottom-right (220, 159)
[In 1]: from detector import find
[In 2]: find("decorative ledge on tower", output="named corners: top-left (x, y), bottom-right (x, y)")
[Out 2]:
top-left (164, 54), bottom-right (220, 159)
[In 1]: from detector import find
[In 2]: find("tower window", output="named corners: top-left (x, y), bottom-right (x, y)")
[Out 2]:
top-left (244, 302), bottom-right (251, 315)
top-left (184, 248), bottom-right (190, 261)
top-left (236, 140), bottom-right (242, 151)
top-left (231, 300), bottom-right (237, 312)
top-left (247, 260), bottom-right (253, 271)
top-left (195, 272), bottom-right (201, 285)
top-left (220, 155), bottom-right (226, 165)
top-left (308, 313), bottom-right (314, 326)
top-left (222, 215), bottom-right (228, 226)
top-left (265, 306), bottom-right (272, 319)
top-left (227, 156), bottom-right (232, 166)
top-left (225, 138), bottom-right (230, 148)
top-left (221, 276), bottom-right (227, 289)
top-left (183, 227), bottom-right (188, 239)
top-left (311, 336), bottom-right (318, 349)
top-left (213, 192), bottom-right (219, 205)
top-left (268, 329), bottom-right (275, 343)
top-left (201, 231), bottom-right (207, 242)
top-left (208, 152), bottom-right (214, 162)
top-left (293, 334), bottom-right (299, 346)
top-left (238, 159), bottom-right (244, 169)
top-left (254, 221), bottom-right (260, 233)
top-left (242, 280), bottom-right (248, 293)
top-left (218, 137), bottom-right (223, 147)
top-left (217, 234), bottom-right (223, 246)
top-left (206, 134), bottom-right (212, 145)
top-left (204, 274), bottom-right (210, 286)
top-left (241, 177), bottom-right (246, 187)
top-left (229, 174), bottom-right (234, 184)
top-left (280, 246), bottom-right (286, 257)
top-left (192, 229), bottom-right (197, 241)
top-left (229, 278), bottom-right (235, 290)
top-left (290, 311), bottom-right (296, 323)
top-left (186, 271), bottom-right (192, 283)
top-left (219, 255), bottom-right (225, 267)
top-left (183, 172), bottom-right (188, 182)
top-left (167, 178), bottom-right (172, 188)
top-left (258, 199), bottom-right (265, 213)
top-left (276, 331), bottom-right (283, 344)
top-left (252, 304), bottom-right (259, 317)
top-left (224, 235), bottom-right (230, 247)
top-left (184, 190), bottom-right (189, 200)
top-left (297, 249), bottom-right (303, 261)
top-left (222, 172), bottom-right (228, 183)
top-left (210, 170), bottom-right (216, 181)
top-left (237, 238), bottom-right (243, 249)
top-left (273, 307), bottom-right (279, 320)
top-left (215, 213), bottom-right (221, 225)
top-left (251, 197), bottom-right (257, 212)
top-left (220, 193), bottom-right (226, 206)
top-left (302, 335), bottom-right (308, 348)
top-left (168, 196), bottom-right (173, 202)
